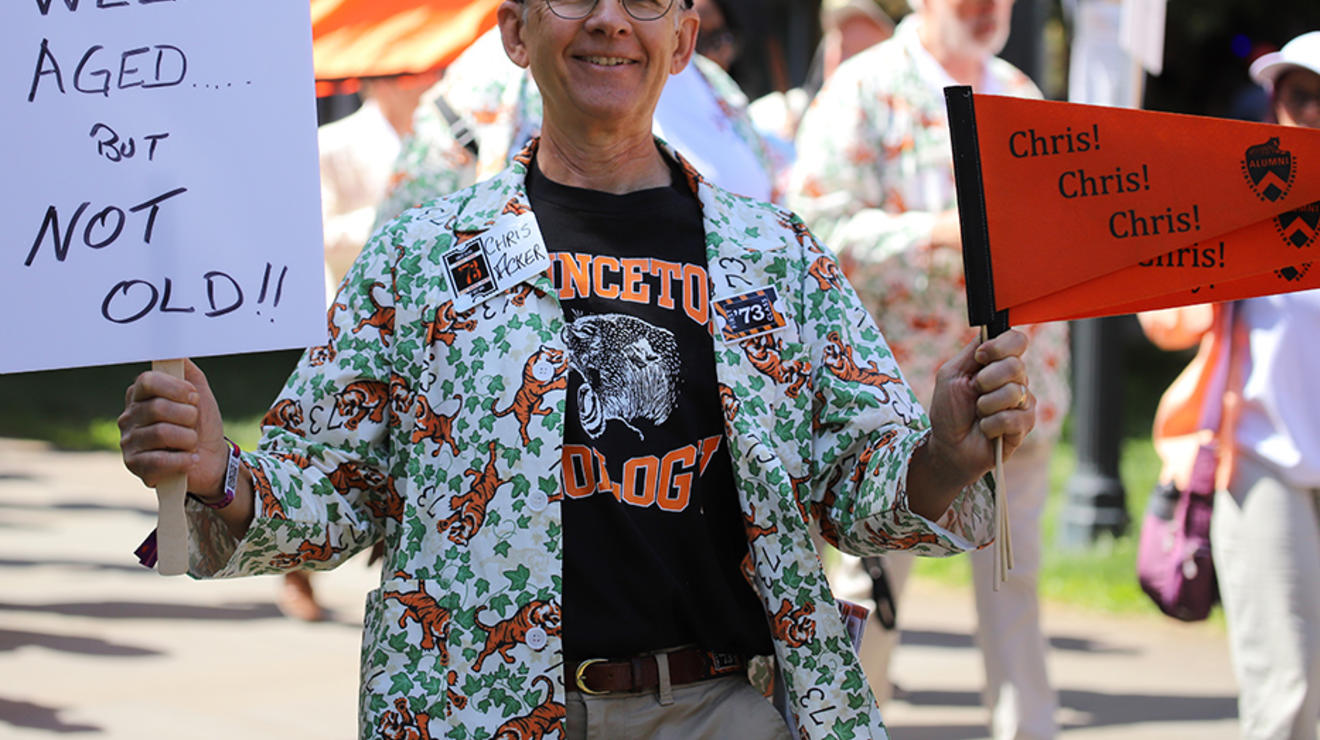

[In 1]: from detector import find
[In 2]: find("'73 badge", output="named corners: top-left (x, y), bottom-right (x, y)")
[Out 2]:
top-left (712, 286), bottom-right (788, 343)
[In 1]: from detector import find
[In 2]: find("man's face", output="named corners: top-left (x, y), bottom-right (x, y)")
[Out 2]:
top-left (498, 0), bottom-right (699, 133)
top-left (1276, 69), bottom-right (1320, 130)
top-left (923, 0), bottom-right (1014, 60)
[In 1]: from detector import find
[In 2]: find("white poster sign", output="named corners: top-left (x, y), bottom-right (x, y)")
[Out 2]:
top-left (3, 0), bottom-right (326, 374)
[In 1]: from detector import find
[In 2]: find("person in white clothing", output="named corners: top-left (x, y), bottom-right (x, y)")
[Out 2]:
top-left (1142, 32), bottom-right (1320, 740)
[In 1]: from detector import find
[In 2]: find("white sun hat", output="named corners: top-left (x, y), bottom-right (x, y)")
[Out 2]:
top-left (1250, 31), bottom-right (1320, 90)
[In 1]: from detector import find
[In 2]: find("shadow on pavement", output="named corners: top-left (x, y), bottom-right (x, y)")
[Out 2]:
top-left (0, 628), bottom-right (162, 658)
top-left (1058, 688), bottom-right (1238, 726)
top-left (883, 724), bottom-right (986, 740)
top-left (0, 557), bottom-right (151, 575)
top-left (0, 600), bottom-right (285, 621)
top-left (0, 500), bottom-right (156, 518)
top-left (900, 688), bottom-right (1237, 727)
top-left (0, 697), bottom-right (100, 734)
top-left (901, 628), bottom-right (1137, 655)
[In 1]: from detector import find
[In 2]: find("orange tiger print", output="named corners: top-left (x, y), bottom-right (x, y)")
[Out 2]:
top-left (378, 697), bottom-right (433, 740)
top-left (333, 380), bottom-right (390, 430)
top-left (307, 343), bottom-right (335, 367)
top-left (472, 599), bottom-right (562, 672)
top-left (366, 476), bottom-right (405, 523)
top-left (445, 671), bottom-right (467, 717)
top-left (353, 281), bottom-right (396, 346)
top-left (776, 213), bottom-right (813, 250)
top-left (436, 441), bottom-right (505, 545)
top-left (861, 522), bottom-right (943, 551)
top-left (770, 599), bottom-right (816, 648)
top-left (502, 198), bottom-right (531, 217)
top-left (823, 332), bottom-right (905, 401)
top-left (382, 577), bottom-right (452, 662)
top-left (269, 450), bottom-right (311, 469)
top-left (248, 463), bottom-right (286, 520)
top-left (509, 283), bottom-right (536, 307)
top-left (742, 335), bottom-right (811, 398)
top-left (718, 383), bottom-right (740, 425)
top-left (388, 372), bottom-right (413, 426)
top-left (511, 145), bottom-right (534, 170)
top-left (262, 399), bottom-right (305, 435)
top-left (743, 503), bottom-right (779, 543)
top-left (412, 394), bottom-right (462, 458)
top-left (808, 255), bottom-right (843, 292)
top-left (493, 675), bottom-right (564, 740)
top-left (491, 347), bottom-right (567, 445)
top-left (327, 299), bottom-right (347, 343)
top-left (425, 302), bottom-right (478, 348)
top-left (269, 529), bottom-right (346, 569)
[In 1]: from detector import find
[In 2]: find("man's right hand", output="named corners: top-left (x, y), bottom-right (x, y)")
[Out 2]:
top-left (118, 359), bottom-right (228, 499)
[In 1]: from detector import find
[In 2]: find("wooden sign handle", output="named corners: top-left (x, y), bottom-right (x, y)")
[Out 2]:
top-left (153, 358), bottom-right (189, 576)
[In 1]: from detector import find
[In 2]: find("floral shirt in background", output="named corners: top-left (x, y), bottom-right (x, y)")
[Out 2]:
top-left (788, 16), bottom-right (1069, 441)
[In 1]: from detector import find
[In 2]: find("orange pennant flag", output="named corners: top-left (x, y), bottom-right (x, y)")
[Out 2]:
top-left (1009, 203), bottom-right (1320, 323)
top-left (945, 87), bottom-right (1320, 328)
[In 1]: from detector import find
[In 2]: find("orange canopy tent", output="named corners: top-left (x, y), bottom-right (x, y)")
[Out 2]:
top-left (311, 0), bottom-right (501, 92)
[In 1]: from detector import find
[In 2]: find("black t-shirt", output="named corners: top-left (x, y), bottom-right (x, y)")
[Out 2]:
top-left (527, 154), bottom-right (773, 661)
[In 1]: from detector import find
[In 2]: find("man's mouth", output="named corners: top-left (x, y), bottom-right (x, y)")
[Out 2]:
top-left (578, 56), bottom-right (634, 67)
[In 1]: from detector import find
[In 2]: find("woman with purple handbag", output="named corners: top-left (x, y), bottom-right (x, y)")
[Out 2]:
top-left (1138, 31), bottom-right (1320, 740)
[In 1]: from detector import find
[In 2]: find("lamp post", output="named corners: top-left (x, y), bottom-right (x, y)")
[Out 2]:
top-left (1060, 316), bottom-right (1129, 545)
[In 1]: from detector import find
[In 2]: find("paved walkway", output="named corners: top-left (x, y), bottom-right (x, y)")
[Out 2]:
top-left (0, 438), bottom-right (1250, 738)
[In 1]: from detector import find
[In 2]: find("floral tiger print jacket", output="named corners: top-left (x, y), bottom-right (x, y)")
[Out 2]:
top-left (183, 139), bottom-right (995, 740)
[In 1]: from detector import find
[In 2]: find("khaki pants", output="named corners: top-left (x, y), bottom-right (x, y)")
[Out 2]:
top-left (565, 674), bottom-right (792, 740)
top-left (1215, 453), bottom-right (1320, 740)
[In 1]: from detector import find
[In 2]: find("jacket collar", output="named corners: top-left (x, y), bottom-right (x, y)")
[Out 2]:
top-left (448, 136), bottom-right (781, 299)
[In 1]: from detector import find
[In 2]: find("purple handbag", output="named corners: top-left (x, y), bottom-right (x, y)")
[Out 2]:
top-left (1136, 303), bottom-right (1234, 622)
top-left (1137, 442), bottom-right (1219, 621)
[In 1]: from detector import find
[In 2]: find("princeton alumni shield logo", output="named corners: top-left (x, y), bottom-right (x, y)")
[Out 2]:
top-left (1241, 138), bottom-right (1296, 203)
top-left (1273, 201), bottom-right (1320, 250)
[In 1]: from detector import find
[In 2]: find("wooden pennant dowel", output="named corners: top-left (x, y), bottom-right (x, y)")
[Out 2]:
top-left (153, 358), bottom-right (188, 576)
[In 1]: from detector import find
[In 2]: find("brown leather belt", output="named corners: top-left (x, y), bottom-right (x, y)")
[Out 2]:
top-left (565, 647), bottom-right (746, 695)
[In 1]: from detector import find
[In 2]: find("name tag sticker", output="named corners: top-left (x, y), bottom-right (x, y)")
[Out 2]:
top-left (713, 286), bottom-right (789, 343)
top-left (444, 210), bottom-right (551, 312)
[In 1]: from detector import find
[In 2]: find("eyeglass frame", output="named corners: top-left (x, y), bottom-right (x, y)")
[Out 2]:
top-left (519, 0), bottom-right (694, 22)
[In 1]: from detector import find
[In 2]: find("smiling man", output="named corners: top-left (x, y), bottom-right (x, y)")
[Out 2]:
top-left (117, 1), bottom-right (1038, 737)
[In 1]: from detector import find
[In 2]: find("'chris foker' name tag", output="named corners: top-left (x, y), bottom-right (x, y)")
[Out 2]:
top-left (712, 286), bottom-right (789, 343)
top-left (444, 211), bottom-right (551, 312)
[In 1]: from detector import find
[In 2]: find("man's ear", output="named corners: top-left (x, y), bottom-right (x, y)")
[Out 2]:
top-left (497, 1), bottom-right (531, 69)
top-left (669, 6), bottom-right (700, 75)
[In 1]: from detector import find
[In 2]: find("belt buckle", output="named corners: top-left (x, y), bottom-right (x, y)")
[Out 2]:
top-left (574, 658), bottom-right (609, 696)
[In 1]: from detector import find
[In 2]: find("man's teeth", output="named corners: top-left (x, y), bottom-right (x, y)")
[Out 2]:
top-left (583, 56), bottom-right (631, 66)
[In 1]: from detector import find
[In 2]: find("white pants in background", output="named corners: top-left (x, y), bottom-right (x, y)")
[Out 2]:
top-left (826, 439), bottom-right (1058, 740)
top-left (1214, 453), bottom-right (1320, 740)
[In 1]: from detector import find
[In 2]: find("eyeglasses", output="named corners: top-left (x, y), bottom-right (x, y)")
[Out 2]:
top-left (541, 0), bottom-right (677, 22)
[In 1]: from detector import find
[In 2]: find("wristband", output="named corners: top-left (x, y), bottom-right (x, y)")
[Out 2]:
top-left (189, 438), bottom-right (240, 510)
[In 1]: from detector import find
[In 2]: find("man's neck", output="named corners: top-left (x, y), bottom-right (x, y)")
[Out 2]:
top-left (535, 116), bottom-right (671, 195)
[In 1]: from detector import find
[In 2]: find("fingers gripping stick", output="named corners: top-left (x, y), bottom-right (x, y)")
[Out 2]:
top-left (153, 358), bottom-right (189, 576)
top-left (979, 327), bottom-right (1013, 591)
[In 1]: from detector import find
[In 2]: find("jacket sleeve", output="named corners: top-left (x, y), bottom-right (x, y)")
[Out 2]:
top-left (791, 216), bottom-right (994, 557)
top-left (186, 225), bottom-right (410, 578)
